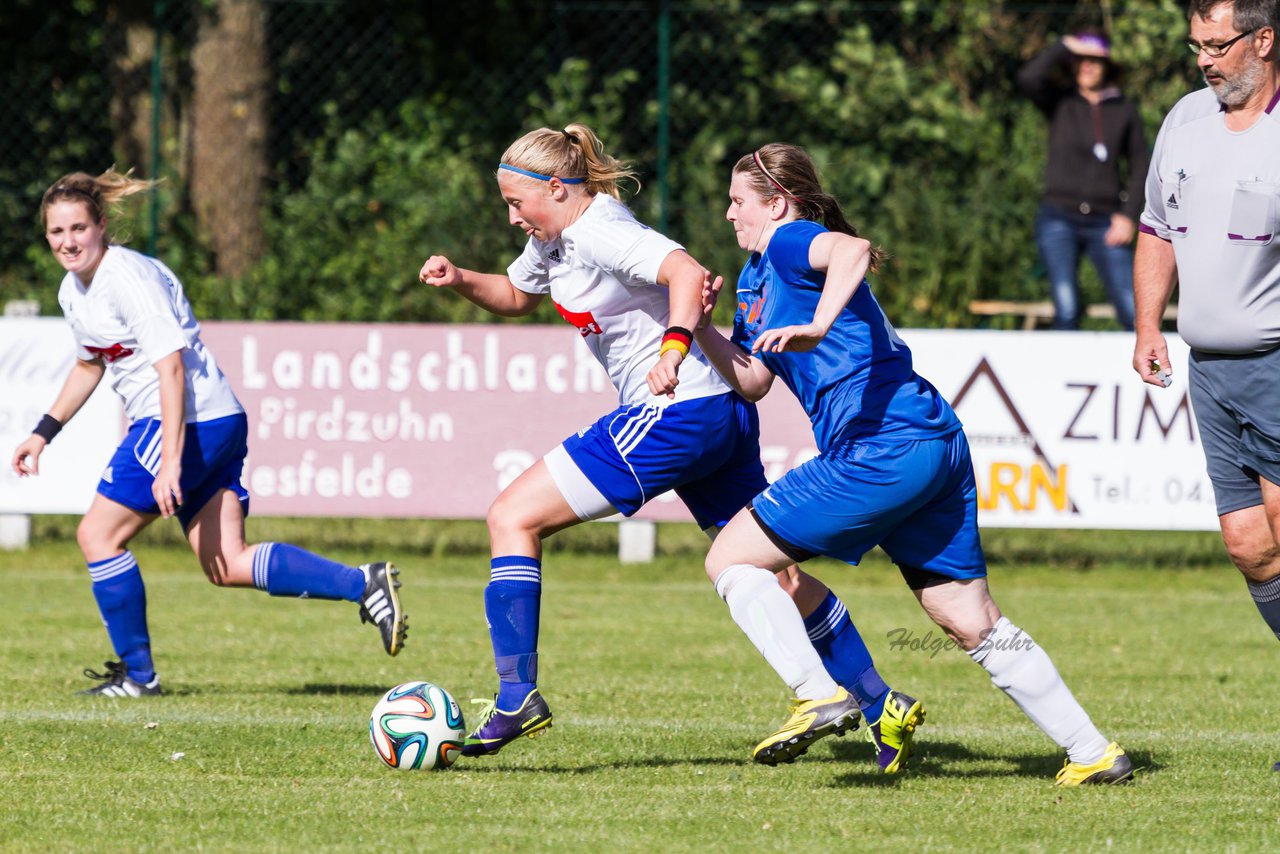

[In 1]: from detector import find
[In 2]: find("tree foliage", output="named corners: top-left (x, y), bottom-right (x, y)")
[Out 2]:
top-left (3, 1), bottom-right (1200, 328)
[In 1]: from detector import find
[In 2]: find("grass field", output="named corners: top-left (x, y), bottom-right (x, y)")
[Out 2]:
top-left (2, 520), bottom-right (1278, 852)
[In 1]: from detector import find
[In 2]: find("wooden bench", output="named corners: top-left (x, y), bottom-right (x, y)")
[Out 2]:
top-left (968, 300), bottom-right (1178, 331)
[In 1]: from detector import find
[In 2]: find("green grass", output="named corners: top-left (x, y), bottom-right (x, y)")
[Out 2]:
top-left (2, 522), bottom-right (1278, 852)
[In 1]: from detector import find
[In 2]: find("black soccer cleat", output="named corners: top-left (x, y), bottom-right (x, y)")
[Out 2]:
top-left (78, 660), bottom-right (162, 698)
top-left (359, 562), bottom-right (407, 656)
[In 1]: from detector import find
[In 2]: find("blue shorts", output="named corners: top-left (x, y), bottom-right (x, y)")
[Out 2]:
top-left (750, 428), bottom-right (987, 579)
top-left (561, 392), bottom-right (767, 530)
top-left (97, 412), bottom-right (251, 531)
top-left (1189, 347), bottom-right (1280, 515)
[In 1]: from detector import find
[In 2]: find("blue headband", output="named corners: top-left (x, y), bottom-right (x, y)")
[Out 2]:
top-left (499, 163), bottom-right (585, 184)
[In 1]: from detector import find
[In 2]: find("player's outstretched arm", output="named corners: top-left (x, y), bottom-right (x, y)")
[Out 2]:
top-left (10, 357), bottom-right (106, 476)
top-left (419, 254), bottom-right (543, 317)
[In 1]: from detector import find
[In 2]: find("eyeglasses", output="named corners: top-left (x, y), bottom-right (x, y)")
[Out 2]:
top-left (1186, 29), bottom-right (1256, 57)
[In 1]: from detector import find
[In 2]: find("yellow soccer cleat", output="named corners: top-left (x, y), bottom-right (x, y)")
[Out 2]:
top-left (1054, 741), bottom-right (1134, 786)
top-left (866, 690), bottom-right (925, 774)
top-left (753, 686), bottom-right (861, 766)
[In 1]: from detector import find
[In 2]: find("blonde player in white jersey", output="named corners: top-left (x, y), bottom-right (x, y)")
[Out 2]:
top-left (419, 124), bottom-right (923, 768)
top-left (10, 169), bottom-right (407, 698)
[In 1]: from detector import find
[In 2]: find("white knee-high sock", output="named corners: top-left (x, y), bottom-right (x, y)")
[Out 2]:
top-left (968, 616), bottom-right (1111, 764)
top-left (715, 564), bottom-right (838, 700)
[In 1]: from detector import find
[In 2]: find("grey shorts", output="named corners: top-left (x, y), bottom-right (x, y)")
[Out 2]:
top-left (1189, 347), bottom-right (1280, 515)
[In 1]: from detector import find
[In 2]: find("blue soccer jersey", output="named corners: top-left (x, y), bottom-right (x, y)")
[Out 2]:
top-left (731, 220), bottom-right (959, 451)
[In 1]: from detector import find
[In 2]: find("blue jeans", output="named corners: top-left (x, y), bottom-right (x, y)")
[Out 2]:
top-left (1034, 203), bottom-right (1135, 331)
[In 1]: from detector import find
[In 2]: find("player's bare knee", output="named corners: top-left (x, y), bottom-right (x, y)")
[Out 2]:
top-left (931, 616), bottom-right (984, 651)
top-left (923, 599), bottom-right (996, 650)
top-left (75, 517), bottom-right (120, 558)
top-left (704, 540), bottom-right (734, 583)
top-left (485, 494), bottom-right (540, 541)
top-left (74, 518), bottom-right (96, 556)
top-left (1231, 553), bottom-right (1280, 584)
top-left (1223, 539), bottom-right (1280, 582)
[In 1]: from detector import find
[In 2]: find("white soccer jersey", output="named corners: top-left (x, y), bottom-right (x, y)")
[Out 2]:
top-left (57, 245), bottom-right (243, 423)
top-left (1140, 87), bottom-right (1280, 354)
top-left (507, 193), bottom-right (731, 407)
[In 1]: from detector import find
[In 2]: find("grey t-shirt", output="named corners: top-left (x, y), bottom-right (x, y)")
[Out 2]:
top-left (1140, 87), bottom-right (1280, 354)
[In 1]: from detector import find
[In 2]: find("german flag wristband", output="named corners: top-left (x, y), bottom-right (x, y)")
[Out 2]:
top-left (660, 326), bottom-right (692, 359)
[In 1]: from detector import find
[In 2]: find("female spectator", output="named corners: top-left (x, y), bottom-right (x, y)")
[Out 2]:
top-left (1017, 32), bottom-right (1148, 330)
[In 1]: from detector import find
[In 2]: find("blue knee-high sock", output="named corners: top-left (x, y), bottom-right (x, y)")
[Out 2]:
top-left (251, 543), bottom-right (365, 601)
top-left (805, 591), bottom-right (890, 723)
top-left (486, 555), bottom-right (542, 711)
top-left (88, 551), bottom-right (154, 683)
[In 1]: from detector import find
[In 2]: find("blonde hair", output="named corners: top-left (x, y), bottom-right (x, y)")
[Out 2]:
top-left (733, 143), bottom-right (885, 273)
top-left (500, 123), bottom-right (639, 199)
top-left (41, 168), bottom-right (156, 229)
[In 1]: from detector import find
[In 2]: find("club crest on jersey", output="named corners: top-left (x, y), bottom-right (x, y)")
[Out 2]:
top-left (86, 343), bottom-right (135, 363)
top-left (737, 291), bottom-right (766, 334)
top-left (553, 301), bottom-right (603, 337)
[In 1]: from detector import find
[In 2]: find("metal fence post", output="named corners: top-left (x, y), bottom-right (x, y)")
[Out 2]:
top-left (656, 0), bottom-right (670, 235)
top-left (148, 0), bottom-right (166, 257)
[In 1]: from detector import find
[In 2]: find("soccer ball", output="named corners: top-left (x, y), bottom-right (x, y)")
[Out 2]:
top-left (368, 681), bottom-right (466, 770)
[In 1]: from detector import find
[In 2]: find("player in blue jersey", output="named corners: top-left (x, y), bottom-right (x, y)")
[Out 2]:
top-left (11, 169), bottom-right (406, 698)
top-left (693, 143), bottom-right (1132, 785)
top-left (419, 124), bottom-right (922, 769)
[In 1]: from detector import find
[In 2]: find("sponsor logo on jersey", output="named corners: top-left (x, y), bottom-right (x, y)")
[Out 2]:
top-left (101, 466), bottom-right (114, 484)
top-left (1166, 193), bottom-right (1178, 210)
top-left (737, 289), bottom-right (767, 342)
top-left (547, 248), bottom-right (562, 263)
top-left (553, 301), bottom-right (603, 337)
top-left (86, 343), bottom-right (135, 363)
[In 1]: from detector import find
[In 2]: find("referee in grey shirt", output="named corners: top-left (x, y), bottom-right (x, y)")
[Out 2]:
top-left (1133, 0), bottom-right (1280, 771)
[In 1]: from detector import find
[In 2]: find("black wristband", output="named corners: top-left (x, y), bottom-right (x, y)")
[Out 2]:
top-left (32, 414), bottom-right (63, 443)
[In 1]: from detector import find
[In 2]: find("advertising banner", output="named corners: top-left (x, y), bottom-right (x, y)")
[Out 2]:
top-left (907, 330), bottom-right (1212, 530)
top-left (0, 319), bottom-right (126, 514)
top-left (1, 319), bottom-right (1216, 530)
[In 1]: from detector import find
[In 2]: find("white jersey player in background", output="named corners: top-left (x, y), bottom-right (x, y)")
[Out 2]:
top-left (419, 123), bottom-right (924, 771)
top-left (11, 169), bottom-right (407, 698)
